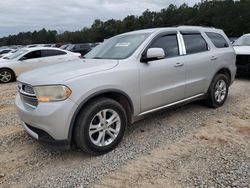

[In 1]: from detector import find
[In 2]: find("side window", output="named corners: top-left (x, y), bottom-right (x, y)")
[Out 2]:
top-left (41, 50), bottom-right (66, 57)
top-left (206, 32), bottom-right (229, 48)
top-left (150, 35), bottom-right (179, 58)
top-left (23, 50), bottom-right (42, 60)
top-left (182, 33), bottom-right (208, 54)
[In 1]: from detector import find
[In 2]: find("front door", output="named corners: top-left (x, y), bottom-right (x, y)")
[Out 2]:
top-left (139, 33), bottom-right (186, 113)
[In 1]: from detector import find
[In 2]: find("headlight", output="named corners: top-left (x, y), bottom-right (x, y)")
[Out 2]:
top-left (34, 85), bottom-right (72, 102)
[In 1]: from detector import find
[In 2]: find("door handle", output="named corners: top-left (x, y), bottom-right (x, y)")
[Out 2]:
top-left (174, 62), bottom-right (184, 67)
top-left (211, 56), bottom-right (218, 60)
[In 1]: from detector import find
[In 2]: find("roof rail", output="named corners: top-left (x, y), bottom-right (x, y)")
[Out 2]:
top-left (176, 25), bottom-right (216, 29)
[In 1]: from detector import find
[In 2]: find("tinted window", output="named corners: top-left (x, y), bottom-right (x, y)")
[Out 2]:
top-left (150, 35), bottom-right (179, 58)
top-left (41, 50), bottom-right (66, 57)
top-left (183, 34), bottom-right (208, 54)
top-left (206, 32), bottom-right (229, 48)
top-left (23, 50), bottom-right (41, 60)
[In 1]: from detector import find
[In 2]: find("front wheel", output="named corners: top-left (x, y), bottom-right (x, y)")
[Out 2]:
top-left (206, 74), bottom-right (229, 108)
top-left (74, 98), bottom-right (127, 155)
top-left (0, 69), bottom-right (15, 83)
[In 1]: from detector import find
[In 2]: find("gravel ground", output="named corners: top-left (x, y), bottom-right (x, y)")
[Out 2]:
top-left (0, 78), bottom-right (249, 188)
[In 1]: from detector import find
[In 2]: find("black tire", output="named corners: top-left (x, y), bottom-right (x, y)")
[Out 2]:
top-left (0, 69), bottom-right (15, 83)
top-left (73, 97), bottom-right (127, 155)
top-left (206, 74), bottom-right (229, 108)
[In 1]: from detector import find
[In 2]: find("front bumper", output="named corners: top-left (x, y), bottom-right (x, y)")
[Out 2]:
top-left (15, 93), bottom-right (78, 142)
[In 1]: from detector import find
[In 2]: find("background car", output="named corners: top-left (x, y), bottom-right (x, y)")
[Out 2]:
top-left (60, 44), bottom-right (71, 50)
top-left (66, 43), bottom-right (92, 56)
top-left (233, 34), bottom-right (250, 75)
top-left (0, 47), bottom-right (81, 83)
top-left (0, 49), bottom-right (14, 58)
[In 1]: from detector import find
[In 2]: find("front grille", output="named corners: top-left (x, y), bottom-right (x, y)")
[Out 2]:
top-left (20, 94), bottom-right (38, 107)
top-left (236, 55), bottom-right (250, 73)
top-left (18, 82), bottom-right (38, 108)
top-left (236, 55), bottom-right (250, 65)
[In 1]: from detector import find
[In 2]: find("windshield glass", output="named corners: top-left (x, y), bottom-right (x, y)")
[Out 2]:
top-left (85, 33), bottom-right (150, 60)
top-left (66, 44), bottom-right (75, 51)
top-left (233, 35), bottom-right (250, 46)
top-left (4, 49), bottom-right (28, 60)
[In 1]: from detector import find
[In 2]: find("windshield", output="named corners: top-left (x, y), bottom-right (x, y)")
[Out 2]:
top-left (85, 33), bottom-right (150, 60)
top-left (233, 35), bottom-right (250, 46)
top-left (66, 44), bottom-right (75, 51)
top-left (4, 49), bottom-right (28, 60)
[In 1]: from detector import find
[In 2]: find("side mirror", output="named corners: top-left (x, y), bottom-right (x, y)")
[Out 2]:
top-left (141, 48), bottom-right (165, 63)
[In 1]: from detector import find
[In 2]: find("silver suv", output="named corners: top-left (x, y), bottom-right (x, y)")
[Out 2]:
top-left (16, 26), bottom-right (236, 155)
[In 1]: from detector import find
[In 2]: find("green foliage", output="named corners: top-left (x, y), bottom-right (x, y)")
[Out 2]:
top-left (1, 0), bottom-right (250, 46)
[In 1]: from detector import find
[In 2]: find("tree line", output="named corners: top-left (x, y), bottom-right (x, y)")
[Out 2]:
top-left (1, 0), bottom-right (250, 46)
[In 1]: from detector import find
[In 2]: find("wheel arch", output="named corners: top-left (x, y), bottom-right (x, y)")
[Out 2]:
top-left (216, 68), bottom-right (231, 84)
top-left (206, 67), bottom-right (232, 94)
top-left (0, 67), bottom-right (16, 81)
top-left (68, 89), bottom-right (134, 143)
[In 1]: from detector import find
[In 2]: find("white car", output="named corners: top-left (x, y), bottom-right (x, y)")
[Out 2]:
top-left (0, 49), bottom-right (14, 58)
top-left (1, 49), bottom-right (18, 59)
top-left (233, 34), bottom-right (250, 75)
top-left (0, 47), bottom-right (81, 83)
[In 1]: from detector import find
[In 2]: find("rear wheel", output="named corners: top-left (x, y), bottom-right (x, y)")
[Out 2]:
top-left (74, 98), bottom-right (127, 155)
top-left (206, 74), bottom-right (229, 108)
top-left (0, 69), bottom-right (15, 83)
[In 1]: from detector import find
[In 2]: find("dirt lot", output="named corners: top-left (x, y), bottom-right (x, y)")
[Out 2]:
top-left (0, 78), bottom-right (249, 188)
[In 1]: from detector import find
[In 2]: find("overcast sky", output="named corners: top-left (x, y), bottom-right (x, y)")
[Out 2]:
top-left (0, 0), bottom-right (200, 37)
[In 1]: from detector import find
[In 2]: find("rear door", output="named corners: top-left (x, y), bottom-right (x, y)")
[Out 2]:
top-left (180, 31), bottom-right (214, 97)
top-left (139, 32), bottom-right (186, 113)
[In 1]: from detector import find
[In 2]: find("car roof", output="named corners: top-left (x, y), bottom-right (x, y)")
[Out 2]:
top-left (22, 47), bottom-right (68, 52)
top-left (242, 33), bottom-right (250, 37)
top-left (122, 26), bottom-right (222, 35)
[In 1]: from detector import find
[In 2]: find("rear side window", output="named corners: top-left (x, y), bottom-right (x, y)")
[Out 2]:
top-left (206, 32), bottom-right (229, 48)
top-left (182, 33), bottom-right (208, 54)
top-left (150, 35), bottom-right (179, 58)
top-left (41, 50), bottom-right (66, 57)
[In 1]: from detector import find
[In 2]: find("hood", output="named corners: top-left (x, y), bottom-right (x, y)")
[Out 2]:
top-left (18, 59), bottom-right (118, 85)
top-left (233, 46), bottom-right (250, 55)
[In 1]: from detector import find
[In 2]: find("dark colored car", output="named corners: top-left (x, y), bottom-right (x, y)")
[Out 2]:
top-left (66, 43), bottom-right (92, 56)
top-left (60, 44), bottom-right (71, 50)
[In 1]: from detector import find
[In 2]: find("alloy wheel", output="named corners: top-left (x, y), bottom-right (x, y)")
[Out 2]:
top-left (0, 70), bottom-right (12, 83)
top-left (214, 79), bottom-right (227, 103)
top-left (89, 109), bottom-right (121, 147)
